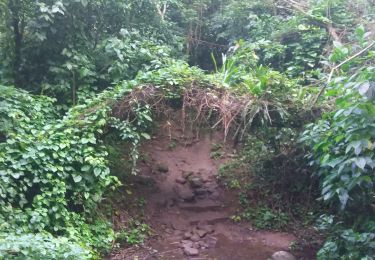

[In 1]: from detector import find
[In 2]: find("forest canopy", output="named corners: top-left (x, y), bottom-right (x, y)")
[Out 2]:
top-left (0, 0), bottom-right (374, 259)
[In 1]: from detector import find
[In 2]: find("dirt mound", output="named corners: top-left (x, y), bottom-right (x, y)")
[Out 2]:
top-left (109, 127), bottom-right (298, 260)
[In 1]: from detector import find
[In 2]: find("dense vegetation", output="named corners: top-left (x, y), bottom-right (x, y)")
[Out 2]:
top-left (0, 0), bottom-right (374, 259)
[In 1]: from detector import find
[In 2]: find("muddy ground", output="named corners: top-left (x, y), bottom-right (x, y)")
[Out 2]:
top-left (109, 125), bottom-right (315, 260)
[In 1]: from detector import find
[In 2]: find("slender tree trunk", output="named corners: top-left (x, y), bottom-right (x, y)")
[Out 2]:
top-left (72, 70), bottom-right (77, 106)
top-left (8, 0), bottom-right (22, 87)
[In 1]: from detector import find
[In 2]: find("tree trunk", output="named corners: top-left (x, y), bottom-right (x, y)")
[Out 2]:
top-left (8, 0), bottom-right (22, 87)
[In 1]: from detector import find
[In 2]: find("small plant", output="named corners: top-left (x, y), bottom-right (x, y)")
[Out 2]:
top-left (116, 221), bottom-right (151, 246)
top-left (210, 150), bottom-right (224, 160)
top-left (136, 197), bottom-right (147, 208)
top-left (241, 206), bottom-right (290, 230)
top-left (168, 140), bottom-right (177, 150)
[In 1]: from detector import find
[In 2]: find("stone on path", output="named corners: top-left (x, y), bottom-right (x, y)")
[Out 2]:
top-left (156, 163), bottom-right (169, 173)
top-left (190, 234), bottom-right (200, 242)
top-left (183, 247), bottom-right (199, 256)
top-left (183, 232), bottom-right (192, 239)
top-left (197, 224), bottom-right (214, 234)
top-left (182, 170), bottom-right (194, 179)
top-left (190, 177), bottom-right (204, 188)
top-left (271, 251), bottom-right (297, 260)
top-left (181, 240), bottom-right (193, 248)
top-left (204, 235), bottom-right (218, 248)
top-left (176, 177), bottom-right (187, 184)
top-left (194, 188), bottom-right (208, 196)
top-left (196, 229), bottom-right (207, 238)
top-left (174, 185), bottom-right (195, 201)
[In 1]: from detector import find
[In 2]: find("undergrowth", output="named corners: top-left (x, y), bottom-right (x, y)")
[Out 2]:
top-left (219, 129), bottom-right (321, 232)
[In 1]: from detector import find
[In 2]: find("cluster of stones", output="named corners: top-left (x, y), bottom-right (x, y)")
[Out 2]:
top-left (174, 170), bottom-right (219, 202)
top-left (179, 223), bottom-right (217, 257)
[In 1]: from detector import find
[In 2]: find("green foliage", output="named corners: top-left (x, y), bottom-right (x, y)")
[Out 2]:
top-left (116, 220), bottom-right (150, 246)
top-left (235, 206), bottom-right (290, 230)
top-left (137, 59), bottom-right (207, 88)
top-left (0, 0), bottom-right (181, 102)
top-left (301, 56), bottom-right (375, 212)
top-left (301, 29), bottom-right (375, 259)
top-left (110, 103), bottom-right (153, 174)
top-left (0, 86), bottom-right (57, 138)
top-left (208, 0), bottom-right (279, 42)
top-left (0, 61), bottom-right (209, 256)
top-left (0, 232), bottom-right (91, 260)
top-left (220, 128), bottom-right (320, 231)
top-left (316, 215), bottom-right (375, 259)
top-left (0, 0), bottom-right (374, 258)
top-left (0, 83), bottom-right (138, 255)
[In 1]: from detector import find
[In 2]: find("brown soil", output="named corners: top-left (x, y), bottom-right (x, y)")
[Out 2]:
top-left (109, 126), bottom-right (308, 260)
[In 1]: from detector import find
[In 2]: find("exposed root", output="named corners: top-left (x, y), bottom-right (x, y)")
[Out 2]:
top-left (112, 84), bottom-right (282, 141)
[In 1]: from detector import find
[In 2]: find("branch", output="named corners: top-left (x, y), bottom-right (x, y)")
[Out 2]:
top-left (156, 2), bottom-right (167, 21)
top-left (279, 0), bottom-right (342, 43)
top-left (312, 41), bottom-right (375, 105)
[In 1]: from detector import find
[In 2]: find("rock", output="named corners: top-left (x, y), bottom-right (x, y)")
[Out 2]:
top-left (206, 184), bottom-right (219, 193)
top-left (183, 247), bottom-right (199, 256)
top-left (196, 229), bottom-right (207, 238)
top-left (179, 189), bottom-right (195, 201)
top-left (176, 177), bottom-right (187, 184)
top-left (192, 242), bottom-right (200, 249)
top-left (174, 186), bottom-right (195, 202)
top-left (156, 163), bottom-right (169, 173)
top-left (183, 232), bottom-right (192, 239)
top-left (198, 224), bottom-right (214, 234)
top-left (194, 188), bottom-right (208, 196)
top-left (190, 177), bottom-right (204, 188)
top-left (190, 234), bottom-right (200, 242)
top-left (182, 170), bottom-right (194, 179)
top-left (204, 235), bottom-right (218, 248)
top-left (271, 251), bottom-right (297, 260)
top-left (181, 239), bottom-right (193, 248)
top-left (198, 241), bottom-right (208, 248)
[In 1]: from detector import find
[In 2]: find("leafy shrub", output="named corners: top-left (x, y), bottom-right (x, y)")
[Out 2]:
top-left (316, 215), bottom-right (375, 259)
top-left (238, 207), bottom-right (290, 230)
top-left (301, 66), bottom-right (375, 212)
top-left (137, 59), bottom-right (207, 88)
top-left (0, 232), bottom-right (91, 260)
top-left (220, 128), bottom-right (319, 230)
top-left (0, 86), bottom-right (57, 139)
top-left (0, 84), bottom-right (137, 254)
top-left (301, 32), bottom-right (375, 259)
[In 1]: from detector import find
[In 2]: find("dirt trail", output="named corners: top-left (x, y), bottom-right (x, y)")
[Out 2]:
top-left (110, 128), bottom-right (297, 260)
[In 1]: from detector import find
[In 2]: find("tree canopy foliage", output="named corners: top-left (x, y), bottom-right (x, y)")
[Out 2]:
top-left (0, 0), bottom-right (374, 259)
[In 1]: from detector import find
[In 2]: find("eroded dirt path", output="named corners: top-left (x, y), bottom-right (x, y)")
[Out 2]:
top-left (110, 129), bottom-right (297, 260)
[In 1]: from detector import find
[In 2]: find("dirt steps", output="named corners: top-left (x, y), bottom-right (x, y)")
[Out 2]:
top-left (109, 132), bottom-right (299, 260)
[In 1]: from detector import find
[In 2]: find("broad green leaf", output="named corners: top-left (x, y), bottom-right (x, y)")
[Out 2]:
top-left (73, 174), bottom-right (82, 183)
top-left (81, 165), bottom-right (90, 172)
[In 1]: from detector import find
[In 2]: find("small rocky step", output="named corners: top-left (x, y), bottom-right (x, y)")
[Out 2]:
top-left (187, 211), bottom-right (229, 225)
top-left (178, 201), bottom-right (224, 212)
